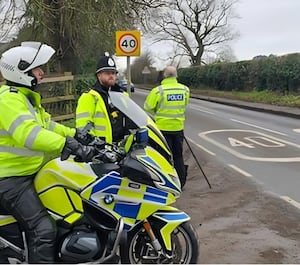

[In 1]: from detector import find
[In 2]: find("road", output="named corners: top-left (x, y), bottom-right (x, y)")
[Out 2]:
top-left (132, 89), bottom-right (300, 208)
top-left (187, 97), bottom-right (300, 206)
top-left (131, 89), bottom-right (300, 263)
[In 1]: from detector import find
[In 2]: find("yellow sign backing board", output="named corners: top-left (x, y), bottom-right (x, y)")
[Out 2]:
top-left (116, 31), bottom-right (141, 56)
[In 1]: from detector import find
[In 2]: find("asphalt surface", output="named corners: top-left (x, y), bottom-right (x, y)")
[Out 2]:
top-left (139, 86), bottom-right (300, 118)
top-left (191, 94), bottom-right (300, 119)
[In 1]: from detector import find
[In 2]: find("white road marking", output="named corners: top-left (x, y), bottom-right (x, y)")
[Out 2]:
top-left (228, 164), bottom-right (252, 177)
top-left (231, 119), bottom-right (287, 136)
top-left (189, 105), bottom-right (216, 115)
top-left (280, 196), bottom-right (300, 210)
top-left (293, 129), bottom-right (300, 133)
top-left (199, 129), bottom-right (300, 162)
top-left (244, 136), bottom-right (285, 147)
top-left (185, 136), bottom-right (216, 156)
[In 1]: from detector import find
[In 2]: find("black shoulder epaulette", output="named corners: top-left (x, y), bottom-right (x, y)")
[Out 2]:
top-left (82, 89), bottom-right (90, 94)
top-left (9, 87), bottom-right (18, 93)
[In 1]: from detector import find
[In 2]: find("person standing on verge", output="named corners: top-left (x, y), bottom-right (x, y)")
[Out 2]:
top-left (0, 41), bottom-right (95, 263)
top-left (76, 54), bottom-right (130, 144)
top-left (144, 66), bottom-right (190, 187)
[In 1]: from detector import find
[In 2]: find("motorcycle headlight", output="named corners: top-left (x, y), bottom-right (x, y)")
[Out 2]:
top-left (146, 167), bottom-right (161, 182)
top-left (169, 174), bottom-right (180, 186)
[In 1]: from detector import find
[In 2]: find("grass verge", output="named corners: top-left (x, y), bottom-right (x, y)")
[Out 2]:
top-left (191, 89), bottom-right (300, 107)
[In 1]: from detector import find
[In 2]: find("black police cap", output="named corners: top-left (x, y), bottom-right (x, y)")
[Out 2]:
top-left (96, 55), bottom-right (118, 73)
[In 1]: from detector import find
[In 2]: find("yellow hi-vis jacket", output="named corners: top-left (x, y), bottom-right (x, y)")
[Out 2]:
top-left (75, 89), bottom-right (113, 143)
top-left (0, 85), bottom-right (75, 178)
top-left (144, 77), bottom-right (190, 131)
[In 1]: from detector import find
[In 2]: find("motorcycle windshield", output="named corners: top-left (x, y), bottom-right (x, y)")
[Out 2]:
top-left (108, 91), bottom-right (172, 161)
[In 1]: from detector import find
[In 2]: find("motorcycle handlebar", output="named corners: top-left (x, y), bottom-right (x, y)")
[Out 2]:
top-left (91, 138), bottom-right (125, 163)
top-left (64, 128), bottom-right (143, 163)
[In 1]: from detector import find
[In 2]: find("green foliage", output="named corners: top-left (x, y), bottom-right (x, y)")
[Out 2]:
top-left (179, 53), bottom-right (300, 95)
top-left (74, 74), bottom-right (97, 97)
top-left (61, 119), bottom-right (75, 128)
top-left (178, 67), bottom-right (202, 87)
top-left (2, 0), bottom-right (139, 74)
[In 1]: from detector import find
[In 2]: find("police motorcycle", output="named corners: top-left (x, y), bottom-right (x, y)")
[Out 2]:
top-left (0, 91), bottom-right (199, 263)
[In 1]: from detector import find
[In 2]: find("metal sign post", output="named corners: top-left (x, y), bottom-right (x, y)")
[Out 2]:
top-left (127, 56), bottom-right (131, 93)
top-left (115, 31), bottom-right (141, 95)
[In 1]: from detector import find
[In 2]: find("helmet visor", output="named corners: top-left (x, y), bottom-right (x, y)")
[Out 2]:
top-left (20, 42), bottom-right (55, 72)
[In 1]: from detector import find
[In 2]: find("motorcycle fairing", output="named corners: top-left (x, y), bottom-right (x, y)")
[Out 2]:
top-left (152, 206), bottom-right (191, 251)
top-left (134, 146), bottom-right (181, 195)
top-left (33, 144), bottom-right (179, 228)
top-left (35, 158), bottom-right (97, 192)
top-left (80, 171), bottom-right (177, 228)
top-left (39, 186), bottom-right (84, 224)
top-left (32, 158), bottom-right (100, 224)
top-left (0, 158), bottom-right (98, 226)
top-left (146, 118), bottom-right (170, 155)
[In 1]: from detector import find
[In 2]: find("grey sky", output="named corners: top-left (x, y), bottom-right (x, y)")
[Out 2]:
top-left (118, 0), bottom-right (300, 71)
top-left (231, 0), bottom-right (300, 60)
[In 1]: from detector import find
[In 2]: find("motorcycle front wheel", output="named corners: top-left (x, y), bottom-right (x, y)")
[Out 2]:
top-left (121, 221), bottom-right (199, 264)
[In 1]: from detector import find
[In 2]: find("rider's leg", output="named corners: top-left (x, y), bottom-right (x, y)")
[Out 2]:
top-left (0, 176), bottom-right (57, 263)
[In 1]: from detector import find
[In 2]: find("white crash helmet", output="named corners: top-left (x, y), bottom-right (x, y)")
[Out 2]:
top-left (0, 41), bottom-right (55, 87)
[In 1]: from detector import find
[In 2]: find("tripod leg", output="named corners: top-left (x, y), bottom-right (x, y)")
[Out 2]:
top-left (184, 136), bottom-right (212, 189)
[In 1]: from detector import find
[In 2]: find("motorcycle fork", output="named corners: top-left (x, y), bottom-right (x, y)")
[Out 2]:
top-left (143, 219), bottom-right (162, 252)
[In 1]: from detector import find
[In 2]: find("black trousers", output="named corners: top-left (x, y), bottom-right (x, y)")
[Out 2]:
top-left (0, 175), bottom-right (56, 263)
top-left (161, 130), bottom-right (187, 187)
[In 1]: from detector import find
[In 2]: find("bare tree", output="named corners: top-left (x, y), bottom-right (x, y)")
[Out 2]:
top-left (0, 0), bottom-right (27, 42)
top-left (149, 41), bottom-right (191, 69)
top-left (0, 0), bottom-right (164, 73)
top-left (130, 50), bottom-right (156, 83)
top-left (145, 0), bottom-right (239, 66)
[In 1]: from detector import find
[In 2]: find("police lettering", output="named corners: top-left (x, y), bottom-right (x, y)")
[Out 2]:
top-left (167, 94), bottom-right (183, 101)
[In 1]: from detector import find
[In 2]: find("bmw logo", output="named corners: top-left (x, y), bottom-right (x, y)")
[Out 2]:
top-left (104, 194), bottom-right (114, 204)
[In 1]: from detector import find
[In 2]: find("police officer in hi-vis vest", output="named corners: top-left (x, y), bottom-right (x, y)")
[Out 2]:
top-left (0, 41), bottom-right (95, 263)
top-left (144, 66), bottom-right (190, 187)
top-left (76, 54), bottom-right (131, 144)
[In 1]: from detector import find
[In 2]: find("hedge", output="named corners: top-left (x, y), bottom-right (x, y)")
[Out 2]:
top-left (178, 53), bottom-right (300, 95)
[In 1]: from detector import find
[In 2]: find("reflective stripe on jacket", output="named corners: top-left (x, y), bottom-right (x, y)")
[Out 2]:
top-left (144, 77), bottom-right (190, 131)
top-left (0, 85), bottom-right (75, 177)
top-left (75, 89), bottom-right (113, 143)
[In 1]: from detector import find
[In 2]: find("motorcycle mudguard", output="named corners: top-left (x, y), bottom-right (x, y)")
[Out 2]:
top-left (151, 206), bottom-right (190, 251)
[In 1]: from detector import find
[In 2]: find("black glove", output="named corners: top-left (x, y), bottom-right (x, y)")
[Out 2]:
top-left (74, 128), bottom-right (95, 145)
top-left (61, 136), bottom-right (95, 162)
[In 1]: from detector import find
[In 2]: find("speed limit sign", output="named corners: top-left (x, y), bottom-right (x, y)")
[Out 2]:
top-left (116, 31), bottom-right (141, 56)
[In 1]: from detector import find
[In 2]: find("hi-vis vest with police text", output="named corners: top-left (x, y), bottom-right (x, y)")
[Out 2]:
top-left (0, 85), bottom-right (75, 177)
top-left (144, 77), bottom-right (190, 131)
top-left (75, 89), bottom-right (113, 143)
